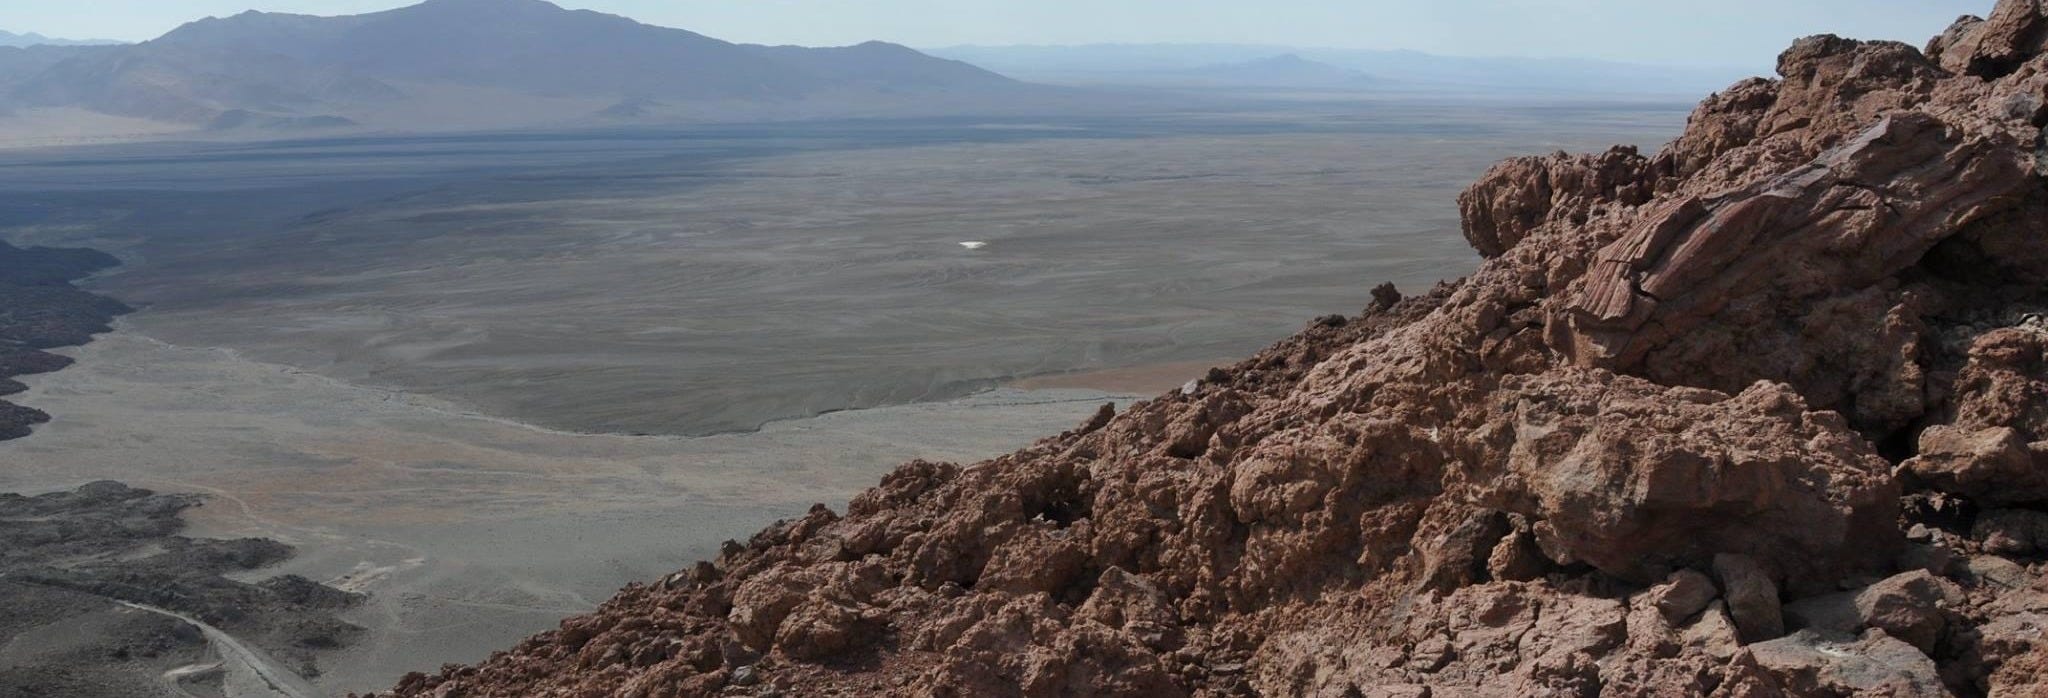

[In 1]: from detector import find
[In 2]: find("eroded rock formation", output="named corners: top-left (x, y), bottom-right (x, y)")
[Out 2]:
top-left (380, 4), bottom-right (2048, 696)
top-left (0, 240), bottom-right (128, 439)
top-left (0, 482), bottom-right (364, 695)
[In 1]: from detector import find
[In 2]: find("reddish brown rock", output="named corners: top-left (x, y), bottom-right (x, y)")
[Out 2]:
top-left (1785, 571), bottom-right (1965, 655)
top-left (1687, 602), bottom-right (1746, 663)
top-left (1469, 373), bottom-right (1899, 591)
top-left (1928, 0), bottom-right (2048, 78)
top-left (1720, 630), bottom-right (1953, 697)
top-left (1975, 509), bottom-right (2048, 555)
top-left (1557, 111), bottom-right (2026, 433)
top-left (1976, 612), bottom-right (2048, 697)
top-left (1459, 146), bottom-right (1655, 258)
top-left (1652, 569), bottom-right (1722, 625)
top-left (1902, 425), bottom-right (2048, 505)
top-left (1717, 554), bottom-right (1789, 644)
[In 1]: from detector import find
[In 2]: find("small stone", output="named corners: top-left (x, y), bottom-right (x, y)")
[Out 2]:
top-left (1853, 571), bottom-right (1963, 654)
top-left (1975, 509), bottom-right (2048, 556)
top-left (1896, 542), bottom-right (1957, 576)
top-left (1370, 282), bottom-right (1402, 311)
top-left (1784, 570), bottom-right (1963, 655)
top-left (1650, 569), bottom-right (1720, 624)
top-left (1683, 602), bottom-right (1743, 661)
top-left (1417, 510), bottom-right (1509, 592)
top-left (1715, 554), bottom-right (1786, 643)
top-left (730, 665), bottom-right (758, 686)
top-left (1966, 555), bottom-right (2033, 592)
top-left (1486, 524), bottom-right (1551, 582)
top-left (1903, 426), bottom-right (2048, 506)
top-left (1407, 636), bottom-right (1452, 672)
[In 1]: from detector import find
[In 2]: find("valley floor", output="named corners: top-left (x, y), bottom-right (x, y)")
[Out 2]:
top-left (0, 325), bottom-right (1135, 694)
top-left (0, 101), bottom-right (1689, 694)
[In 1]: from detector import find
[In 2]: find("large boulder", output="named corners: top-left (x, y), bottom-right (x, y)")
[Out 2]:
top-left (1902, 426), bottom-right (2048, 506)
top-left (1458, 146), bottom-right (1655, 258)
top-left (1721, 630), bottom-right (1952, 697)
top-left (1466, 371), bottom-right (1900, 592)
top-left (1554, 112), bottom-right (2027, 433)
top-left (1783, 571), bottom-right (1966, 655)
top-left (1926, 0), bottom-right (2048, 77)
top-left (1903, 328), bottom-right (2048, 505)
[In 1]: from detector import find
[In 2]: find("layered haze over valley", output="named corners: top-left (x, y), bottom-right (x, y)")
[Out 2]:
top-left (0, 0), bottom-right (1891, 695)
top-left (0, 0), bottom-right (1750, 147)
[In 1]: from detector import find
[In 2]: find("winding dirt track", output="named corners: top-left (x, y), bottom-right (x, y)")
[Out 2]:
top-left (117, 601), bottom-right (319, 698)
top-left (162, 662), bottom-right (224, 698)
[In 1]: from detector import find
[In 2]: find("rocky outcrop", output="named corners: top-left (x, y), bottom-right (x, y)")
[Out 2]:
top-left (0, 482), bottom-right (363, 693)
top-left (1459, 146), bottom-right (1656, 258)
top-left (378, 3), bottom-right (2048, 697)
top-left (1559, 111), bottom-right (2025, 435)
top-left (1929, 0), bottom-right (2048, 78)
top-left (0, 240), bottom-right (128, 439)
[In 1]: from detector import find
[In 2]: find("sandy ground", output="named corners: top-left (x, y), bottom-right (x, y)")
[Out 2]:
top-left (0, 326), bottom-right (1132, 695)
top-left (2, 107), bottom-right (1687, 437)
top-left (0, 108), bottom-right (196, 150)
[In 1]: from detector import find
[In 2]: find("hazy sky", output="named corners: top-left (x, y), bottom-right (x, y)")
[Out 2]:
top-left (0, 0), bottom-right (1993, 68)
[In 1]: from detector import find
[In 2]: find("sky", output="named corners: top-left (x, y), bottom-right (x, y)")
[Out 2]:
top-left (0, 0), bottom-right (1995, 69)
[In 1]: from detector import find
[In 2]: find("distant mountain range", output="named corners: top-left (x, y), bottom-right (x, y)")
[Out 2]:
top-left (1156, 54), bottom-right (1383, 89)
top-left (0, 30), bottom-right (122, 48)
top-left (0, 0), bottom-right (1029, 134)
top-left (927, 44), bottom-right (1755, 96)
top-left (0, 1), bottom-right (1755, 144)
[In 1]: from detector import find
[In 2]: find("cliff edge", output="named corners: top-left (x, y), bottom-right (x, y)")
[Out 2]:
top-left (382, 3), bottom-right (2048, 696)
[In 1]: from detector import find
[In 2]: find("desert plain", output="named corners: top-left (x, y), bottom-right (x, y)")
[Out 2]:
top-left (0, 97), bottom-right (1686, 693)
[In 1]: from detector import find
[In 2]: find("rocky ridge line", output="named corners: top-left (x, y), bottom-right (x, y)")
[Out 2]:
top-left (382, 3), bottom-right (2048, 696)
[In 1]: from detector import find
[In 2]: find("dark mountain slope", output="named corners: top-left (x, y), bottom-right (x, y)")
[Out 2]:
top-left (155, 0), bottom-right (824, 99)
top-left (0, 44), bottom-right (92, 103)
top-left (11, 41), bottom-right (399, 125)
top-left (4, 0), bottom-right (1023, 129)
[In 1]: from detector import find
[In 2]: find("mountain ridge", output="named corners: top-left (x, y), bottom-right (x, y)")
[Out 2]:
top-left (1, 0), bottom-right (1024, 133)
top-left (0, 30), bottom-right (122, 47)
top-left (927, 42), bottom-right (1751, 95)
top-left (1172, 53), bottom-right (1384, 88)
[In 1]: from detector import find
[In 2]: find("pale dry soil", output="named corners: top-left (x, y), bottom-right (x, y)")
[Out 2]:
top-left (0, 104), bottom-right (1688, 437)
top-left (0, 328), bottom-right (1136, 694)
top-left (0, 102), bottom-right (1689, 694)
